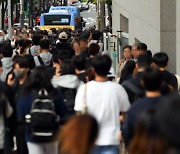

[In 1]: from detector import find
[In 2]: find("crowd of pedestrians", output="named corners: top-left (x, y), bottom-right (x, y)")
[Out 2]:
top-left (0, 25), bottom-right (179, 154)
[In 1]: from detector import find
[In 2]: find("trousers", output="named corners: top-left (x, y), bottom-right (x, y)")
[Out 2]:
top-left (27, 142), bottom-right (58, 154)
top-left (91, 145), bottom-right (119, 154)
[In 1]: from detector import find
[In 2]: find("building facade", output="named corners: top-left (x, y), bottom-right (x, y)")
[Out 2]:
top-left (112, 0), bottom-right (180, 74)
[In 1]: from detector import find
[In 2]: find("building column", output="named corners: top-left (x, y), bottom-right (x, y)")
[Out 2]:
top-left (160, 0), bottom-right (176, 73)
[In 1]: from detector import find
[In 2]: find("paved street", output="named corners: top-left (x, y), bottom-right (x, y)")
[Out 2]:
top-left (80, 3), bottom-right (96, 29)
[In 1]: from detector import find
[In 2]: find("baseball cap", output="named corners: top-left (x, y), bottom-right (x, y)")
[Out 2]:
top-left (59, 32), bottom-right (68, 40)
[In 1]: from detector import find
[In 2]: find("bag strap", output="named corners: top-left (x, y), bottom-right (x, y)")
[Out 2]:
top-left (37, 55), bottom-right (45, 66)
top-left (82, 83), bottom-right (87, 114)
top-left (29, 48), bottom-right (32, 55)
top-left (122, 80), bottom-right (143, 95)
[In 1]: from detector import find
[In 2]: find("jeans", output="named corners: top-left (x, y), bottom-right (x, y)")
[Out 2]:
top-left (91, 145), bottom-right (119, 154)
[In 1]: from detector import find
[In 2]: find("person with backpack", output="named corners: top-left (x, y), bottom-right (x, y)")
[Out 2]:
top-left (52, 59), bottom-right (82, 116)
top-left (122, 67), bottom-right (165, 148)
top-left (72, 55), bottom-right (87, 83)
top-left (122, 54), bottom-right (152, 104)
top-left (34, 39), bottom-right (52, 67)
top-left (0, 42), bottom-right (13, 82)
top-left (28, 34), bottom-right (41, 57)
top-left (17, 66), bottom-right (68, 154)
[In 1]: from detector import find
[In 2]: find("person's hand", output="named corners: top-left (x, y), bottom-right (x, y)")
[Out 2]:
top-left (7, 73), bottom-right (15, 87)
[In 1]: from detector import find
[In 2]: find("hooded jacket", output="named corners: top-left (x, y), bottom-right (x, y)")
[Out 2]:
top-left (34, 52), bottom-right (52, 67)
top-left (0, 57), bottom-right (13, 82)
top-left (52, 74), bottom-right (82, 89)
top-left (28, 45), bottom-right (39, 57)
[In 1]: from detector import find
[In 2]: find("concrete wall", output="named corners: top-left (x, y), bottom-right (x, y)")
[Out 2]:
top-left (176, 0), bottom-right (180, 75)
top-left (112, 0), bottom-right (161, 54)
top-left (160, 0), bottom-right (176, 73)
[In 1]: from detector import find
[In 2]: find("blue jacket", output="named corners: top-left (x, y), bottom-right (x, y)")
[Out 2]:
top-left (17, 89), bottom-right (68, 143)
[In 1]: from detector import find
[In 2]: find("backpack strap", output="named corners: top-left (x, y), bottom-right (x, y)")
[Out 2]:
top-left (37, 56), bottom-right (45, 66)
top-left (122, 80), bottom-right (143, 96)
top-left (29, 48), bottom-right (32, 55)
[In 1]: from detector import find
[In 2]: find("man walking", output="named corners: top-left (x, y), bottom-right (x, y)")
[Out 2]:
top-left (74, 55), bottom-right (130, 154)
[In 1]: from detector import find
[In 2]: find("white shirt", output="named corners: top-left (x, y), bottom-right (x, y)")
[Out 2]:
top-left (74, 81), bottom-right (130, 146)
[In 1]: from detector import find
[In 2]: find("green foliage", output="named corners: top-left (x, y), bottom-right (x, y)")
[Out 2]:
top-left (105, 0), bottom-right (112, 6)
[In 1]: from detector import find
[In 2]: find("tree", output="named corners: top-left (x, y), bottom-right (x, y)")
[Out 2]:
top-left (0, 0), bottom-right (18, 29)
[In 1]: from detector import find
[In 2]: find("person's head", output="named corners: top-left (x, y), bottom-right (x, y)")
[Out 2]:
top-left (16, 39), bottom-right (24, 48)
top-left (147, 50), bottom-right (152, 59)
top-left (24, 66), bottom-right (54, 93)
top-left (142, 67), bottom-right (162, 91)
top-left (72, 39), bottom-right (81, 55)
top-left (92, 55), bottom-right (112, 77)
top-left (59, 31), bottom-right (68, 43)
top-left (158, 95), bottom-right (180, 152)
top-left (29, 29), bottom-right (35, 38)
top-left (137, 43), bottom-right (147, 53)
top-left (43, 30), bottom-right (48, 39)
top-left (57, 49), bottom-right (73, 61)
top-left (89, 43), bottom-right (100, 57)
top-left (20, 39), bottom-right (32, 55)
top-left (129, 107), bottom-right (168, 154)
top-left (152, 52), bottom-right (169, 68)
top-left (91, 30), bottom-right (101, 40)
top-left (21, 31), bottom-right (29, 40)
top-left (131, 44), bottom-right (138, 59)
top-left (59, 114), bottom-right (98, 154)
top-left (60, 59), bottom-right (75, 75)
top-left (32, 34), bottom-right (41, 46)
top-left (1, 42), bottom-right (13, 57)
top-left (120, 60), bottom-right (136, 83)
top-left (137, 54), bottom-right (152, 70)
top-left (13, 57), bottom-right (30, 81)
top-left (39, 39), bottom-right (50, 50)
top-left (123, 45), bottom-right (132, 60)
top-left (24, 54), bottom-right (36, 70)
top-left (72, 55), bottom-right (86, 71)
top-left (79, 37), bottom-right (88, 51)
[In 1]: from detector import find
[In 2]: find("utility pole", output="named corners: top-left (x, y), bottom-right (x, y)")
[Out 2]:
top-left (20, 0), bottom-right (24, 28)
top-left (8, 0), bottom-right (12, 39)
top-left (96, 0), bottom-right (100, 30)
top-left (99, 0), bottom-right (105, 31)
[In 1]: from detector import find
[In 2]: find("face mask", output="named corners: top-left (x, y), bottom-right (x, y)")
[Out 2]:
top-left (14, 70), bottom-right (26, 79)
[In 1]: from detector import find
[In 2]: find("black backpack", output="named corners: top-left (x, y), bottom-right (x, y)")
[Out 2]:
top-left (122, 80), bottom-right (145, 104)
top-left (58, 87), bottom-right (77, 116)
top-left (25, 89), bottom-right (59, 142)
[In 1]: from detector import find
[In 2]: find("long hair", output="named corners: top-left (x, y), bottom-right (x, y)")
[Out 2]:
top-left (59, 114), bottom-right (98, 154)
top-left (128, 107), bottom-right (168, 154)
top-left (23, 66), bottom-right (54, 94)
